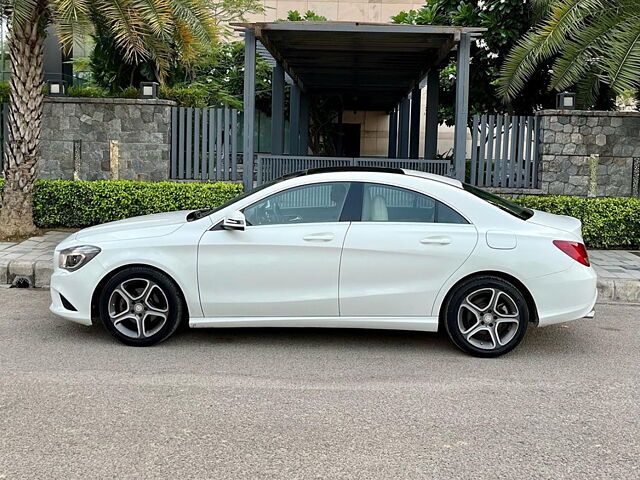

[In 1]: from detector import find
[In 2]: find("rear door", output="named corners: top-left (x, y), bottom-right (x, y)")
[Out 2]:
top-left (339, 182), bottom-right (478, 317)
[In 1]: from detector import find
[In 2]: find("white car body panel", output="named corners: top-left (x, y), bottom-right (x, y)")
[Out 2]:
top-left (198, 222), bottom-right (349, 317)
top-left (50, 169), bottom-right (597, 336)
top-left (339, 222), bottom-right (478, 316)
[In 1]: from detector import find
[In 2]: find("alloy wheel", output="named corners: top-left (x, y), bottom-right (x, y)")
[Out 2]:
top-left (108, 278), bottom-right (169, 339)
top-left (457, 287), bottom-right (520, 351)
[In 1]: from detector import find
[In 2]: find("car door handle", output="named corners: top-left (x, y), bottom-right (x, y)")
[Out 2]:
top-left (303, 233), bottom-right (334, 242)
top-left (420, 236), bottom-right (451, 245)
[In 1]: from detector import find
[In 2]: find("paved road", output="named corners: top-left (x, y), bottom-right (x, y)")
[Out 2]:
top-left (0, 288), bottom-right (638, 480)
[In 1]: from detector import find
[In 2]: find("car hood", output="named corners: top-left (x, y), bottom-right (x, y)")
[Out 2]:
top-left (528, 209), bottom-right (583, 239)
top-left (75, 210), bottom-right (194, 242)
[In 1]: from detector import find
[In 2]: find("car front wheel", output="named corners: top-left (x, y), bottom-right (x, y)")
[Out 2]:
top-left (444, 277), bottom-right (529, 357)
top-left (99, 267), bottom-right (184, 346)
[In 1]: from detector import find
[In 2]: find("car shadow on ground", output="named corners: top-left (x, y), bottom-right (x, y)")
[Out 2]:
top-left (47, 312), bottom-right (589, 358)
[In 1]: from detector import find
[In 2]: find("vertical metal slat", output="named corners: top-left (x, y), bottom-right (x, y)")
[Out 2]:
top-left (478, 114), bottom-right (487, 187)
top-left (208, 109), bottom-right (215, 180)
top-left (516, 116), bottom-right (526, 188)
top-left (185, 107), bottom-right (193, 179)
top-left (178, 107), bottom-right (185, 179)
top-left (231, 109), bottom-right (238, 181)
top-left (470, 115), bottom-right (478, 185)
top-left (216, 109), bottom-right (223, 181)
top-left (494, 115), bottom-right (503, 187)
top-left (485, 114), bottom-right (495, 187)
top-left (193, 108), bottom-right (200, 180)
top-left (170, 107), bottom-right (178, 178)
top-left (200, 108), bottom-right (208, 179)
top-left (224, 107), bottom-right (231, 181)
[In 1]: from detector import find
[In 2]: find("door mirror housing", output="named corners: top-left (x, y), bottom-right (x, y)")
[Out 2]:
top-left (222, 210), bottom-right (246, 231)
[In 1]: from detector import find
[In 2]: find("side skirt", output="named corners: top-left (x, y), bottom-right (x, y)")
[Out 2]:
top-left (189, 316), bottom-right (439, 332)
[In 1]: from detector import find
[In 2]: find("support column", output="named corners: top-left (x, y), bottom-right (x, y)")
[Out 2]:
top-left (409, 86), bottom-right (421, 159)
top-left (299, 93), bottom-right (310, 155)
top-left (270, 64), bottom-right (285, 155)
top-left (398, 96), bottom-right (410, 159)
top-left (388, 108), bottom-right (398, 158)
top-left (424, 69), bottom-right (439, 160)
top-left (242, 28), bottom-right (256, 190)
top-left (454, 33), bottom-right (471, 181)
top-left (289, 84), bottom-right (301, 155)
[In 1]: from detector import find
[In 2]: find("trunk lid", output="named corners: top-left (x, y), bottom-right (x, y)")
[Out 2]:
top-left (527, 209), bottom-right (583, 240)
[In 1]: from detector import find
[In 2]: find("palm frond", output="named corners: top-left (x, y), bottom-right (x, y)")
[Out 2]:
top-left (498, 0), bottom-right (607, 101)
top-left (600, 17), bottom-right (640, 94)
top-left (50, 0), bottom-right (93, 52)
top-left (94, 0), bottom-right (150, 63)
top-left (575, 69), bottom-right (601, 108)
top-left (130, 0), bottom-right (174, 41)
top-left (550, 12), bottom-right (623, 92)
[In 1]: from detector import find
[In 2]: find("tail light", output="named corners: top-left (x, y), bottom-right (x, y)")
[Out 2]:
top-left (553, 240), bottom-right (590, 267)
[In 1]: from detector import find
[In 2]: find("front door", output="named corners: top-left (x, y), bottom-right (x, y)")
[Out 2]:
top-left (339, 182), bottom-right (478, 317)
top-left (198, 182), bottom-right (354, 318)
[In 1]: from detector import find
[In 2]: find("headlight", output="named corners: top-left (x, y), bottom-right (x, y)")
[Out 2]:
top-left (58, 245), bottom-right (101, 271)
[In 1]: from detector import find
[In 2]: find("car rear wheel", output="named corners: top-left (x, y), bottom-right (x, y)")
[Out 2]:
top-left (444, 277), bottom-right (529, 357)
top-left (99, 267), bottom-right (184, 346)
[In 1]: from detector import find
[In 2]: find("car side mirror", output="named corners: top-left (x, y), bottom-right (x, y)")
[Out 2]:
top-left (222, 210), bottom-right (246, 231)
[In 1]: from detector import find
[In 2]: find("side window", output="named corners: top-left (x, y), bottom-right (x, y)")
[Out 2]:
top-left (244, 182), bottom-right (351, 226)
top-left (361, 183), bottom-right (467, 224)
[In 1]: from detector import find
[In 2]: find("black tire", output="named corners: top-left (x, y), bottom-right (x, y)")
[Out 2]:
top-left (443, 276), bottom-right (529, 358)
top-left (99, 266), bottom-right (184, 346)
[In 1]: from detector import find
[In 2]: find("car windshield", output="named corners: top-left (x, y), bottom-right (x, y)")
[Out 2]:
top-left (186, 174), bottom-right (297, 221)
top-left (462, 183), bottom-right (533, 220)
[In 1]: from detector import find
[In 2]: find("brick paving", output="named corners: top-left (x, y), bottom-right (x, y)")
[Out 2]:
top-left (1, 231), bottom-right (639, 303)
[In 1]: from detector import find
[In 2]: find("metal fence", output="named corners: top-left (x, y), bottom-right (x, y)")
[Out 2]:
top-left (170, 106), bottom-right (240, 181)
top-left (255, 155), bottom-right (453, 186)
top-left (469, 114), bottom-right (540, 188)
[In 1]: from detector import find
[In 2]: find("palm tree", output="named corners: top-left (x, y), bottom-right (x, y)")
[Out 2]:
top-left (499, 0), bottom-right (640, 106)
top-left (0, 0), bottom-right (216, 238)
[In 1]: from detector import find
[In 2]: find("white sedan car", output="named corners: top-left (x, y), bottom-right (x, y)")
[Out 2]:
top-left (50, 168), bottom-right (597, 357)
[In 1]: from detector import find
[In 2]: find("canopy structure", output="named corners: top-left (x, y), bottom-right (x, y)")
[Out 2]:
top-left (235, 21), bottom-right (485, 187)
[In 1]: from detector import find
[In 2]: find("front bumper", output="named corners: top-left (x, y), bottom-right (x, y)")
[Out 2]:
top-left (49, 259), bottom-right (106, 326)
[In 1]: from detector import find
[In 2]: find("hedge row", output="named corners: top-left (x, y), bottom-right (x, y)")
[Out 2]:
top-left (0, 179), bottom-right (638, 248)
top-left (513, 196), bottom-right (640, 249)
top-left (0, 179), bottom-right (242, 228)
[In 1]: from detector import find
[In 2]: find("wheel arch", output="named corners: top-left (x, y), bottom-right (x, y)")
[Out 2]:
top-left (90, 263), bottom-right (190, 325)
top-left (438, 271), bottom-right (539, 328)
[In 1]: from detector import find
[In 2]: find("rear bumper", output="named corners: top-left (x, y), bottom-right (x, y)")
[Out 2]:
top-left (530, 262), bottom-right (598, 327)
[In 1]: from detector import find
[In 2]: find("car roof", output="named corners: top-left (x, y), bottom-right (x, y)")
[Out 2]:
top-left (281, 166), bottom-right (463, 188)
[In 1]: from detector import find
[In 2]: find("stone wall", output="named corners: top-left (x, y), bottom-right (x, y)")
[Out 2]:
top-left (537, 110), bottom-right (640, 197)
top-left (39, 97), bottom-right (175, 181)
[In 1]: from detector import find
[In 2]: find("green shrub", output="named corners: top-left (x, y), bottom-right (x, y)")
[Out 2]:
top-left (66, 85), bottom-right (110, 98)
top-left (0, 179), bottom-right (242, 228)
top-left (513, 196), bottom-right (640, 249)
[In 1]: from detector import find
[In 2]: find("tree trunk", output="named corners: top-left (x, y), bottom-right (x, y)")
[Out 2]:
top-left (0, 7), bottom-right (46, 238)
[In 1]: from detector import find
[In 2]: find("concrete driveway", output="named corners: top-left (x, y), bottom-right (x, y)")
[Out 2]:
top-left (0, 288), bottom-right (638, 479)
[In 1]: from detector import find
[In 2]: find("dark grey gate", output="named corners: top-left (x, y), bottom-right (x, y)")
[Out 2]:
top-left (255, 155), bottom-right (453, 186)
top-left (170, 106), bottom-right (240, 181)
top-left (469, 114), bottom-right (540, 188)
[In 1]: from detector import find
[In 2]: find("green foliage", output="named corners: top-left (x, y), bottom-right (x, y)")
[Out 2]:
top-left (0, 82), bottom-right (10, 103)
top-left (392, 0), bottom-right (558, 123)
top-left (0, 179), bottom-right (242, 228)
top-left (279, 10), bottom-right (328, 21)
top-left (499, 0), bottom-right (637, 108)
top-left (513, 195), bottom-right (640, 249)
top-left (166, 41), bottom-right (272, 111)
